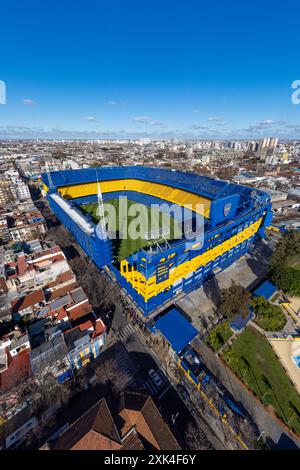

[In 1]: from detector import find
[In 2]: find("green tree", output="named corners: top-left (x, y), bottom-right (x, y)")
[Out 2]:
top-left (270, 232), bottom-right (300, 296)
top-left (219, 282), bottom-right (251, 320)
top-left (250, 296), bottom-right (286, 331)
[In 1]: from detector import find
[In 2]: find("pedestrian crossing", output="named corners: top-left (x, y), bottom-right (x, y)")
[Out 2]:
top-left (118, 323), bottom-right (136, 342)
top-left (114, 351), bottom-right (137, 388)
top-left (144, 373), bottom-right (169, 397)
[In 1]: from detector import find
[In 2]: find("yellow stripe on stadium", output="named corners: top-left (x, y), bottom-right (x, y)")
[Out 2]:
top-left (266, 225), bottom-right (280, 233)
top-left (55, 179), bottom-right (211, 218)
top-left (120, 217), bottom-right (262, 302)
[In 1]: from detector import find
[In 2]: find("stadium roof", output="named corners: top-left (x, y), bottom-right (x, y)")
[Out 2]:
top-left (42, 166), bottom-right (256, 201)
top-left (50, 193), bottom-right (94, 234)
top-left (254, 280), bottom-right (277, 300)
top-left (154, 307), bottom-right (198, 354)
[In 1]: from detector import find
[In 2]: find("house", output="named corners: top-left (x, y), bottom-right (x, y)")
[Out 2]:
top-left (30, 332), bottom-right (69, 381)
top-left (64, 318), bottom-right (106, 370)
top-left (272, 199), bottom-right (300, 214)
top-left (52, 391), bottom-right (180, 450)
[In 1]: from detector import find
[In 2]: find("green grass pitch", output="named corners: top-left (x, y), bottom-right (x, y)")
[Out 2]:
top-left (79, 198), bottom-right (182, 261)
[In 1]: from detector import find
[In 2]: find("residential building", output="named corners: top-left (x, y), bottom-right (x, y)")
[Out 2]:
top-left (52, 391), bottom-right (180, 450)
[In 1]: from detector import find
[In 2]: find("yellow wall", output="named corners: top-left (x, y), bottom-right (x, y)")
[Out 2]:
top-left (120, 217), bottom-right (262, 302)
top-left (57, 179), bottom-right (211, 218)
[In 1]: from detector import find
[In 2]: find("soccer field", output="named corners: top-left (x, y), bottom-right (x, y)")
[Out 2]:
top-left (80, 198), bottom-right (182, 261)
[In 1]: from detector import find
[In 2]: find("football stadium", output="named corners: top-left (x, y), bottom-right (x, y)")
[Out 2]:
top-left (41, 166), bottom-right (273, 316)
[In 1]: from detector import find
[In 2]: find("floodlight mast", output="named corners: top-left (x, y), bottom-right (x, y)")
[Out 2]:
top-left (96, 172), bottom-right (107, 240)
top-left (162, 236), bottom-right (170, 249)
top-left (45, 160), bottom-right (54, 189)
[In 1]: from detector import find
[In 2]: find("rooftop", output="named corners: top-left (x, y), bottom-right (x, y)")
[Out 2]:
top-left (154, 307), bottom-right (199, 354)
top-left (52, 391), bottom-right (180, 450)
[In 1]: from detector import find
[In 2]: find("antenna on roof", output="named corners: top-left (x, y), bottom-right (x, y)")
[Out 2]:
top-left (95, 171), bottom-right (107, 240)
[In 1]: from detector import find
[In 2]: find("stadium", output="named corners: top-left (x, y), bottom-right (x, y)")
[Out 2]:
top-left (41, 166), bottom-right (273, 316)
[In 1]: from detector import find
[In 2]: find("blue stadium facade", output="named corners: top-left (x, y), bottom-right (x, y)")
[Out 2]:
top-left (41, 166), bottom-right (273, 316)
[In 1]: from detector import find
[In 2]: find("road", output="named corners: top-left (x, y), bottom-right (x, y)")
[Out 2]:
top-left (111, 305), bottom-right (224, 449)
top-left (32, 191), bottom-right (231, 449)
top-left (192, 339), bottom-right (300, 450)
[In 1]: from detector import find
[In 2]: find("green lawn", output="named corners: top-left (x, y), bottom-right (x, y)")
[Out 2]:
top-left (223, 327), bottom-right (300, 435)
top-left (205, 321), bottom-right (234, 352)
top-left (250, 296), bottom-right (287, 332)
top-left (79, 199), bottom-right (182, 261)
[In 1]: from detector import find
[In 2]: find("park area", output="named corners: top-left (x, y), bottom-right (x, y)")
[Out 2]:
top-left (205, 321), bottom-right (233, 352)
top-left (223, 327), bottom-right (300, 436)
top-left (250, 296), bottom-right (287, 332)
top-left (79, 198), bottom-right (181, 261)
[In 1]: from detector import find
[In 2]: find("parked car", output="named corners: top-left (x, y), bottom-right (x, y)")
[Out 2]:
top-left (148, 369), bottom-right (162, 388)
top-left (176, 384), bottom-right (190, 402)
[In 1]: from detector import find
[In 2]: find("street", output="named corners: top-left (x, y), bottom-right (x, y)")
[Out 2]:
top-left (32, 191), bottom-right (238, 449)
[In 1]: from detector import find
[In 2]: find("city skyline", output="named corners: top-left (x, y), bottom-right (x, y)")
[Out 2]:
top-left (1, 0), bottom-right (300, 140)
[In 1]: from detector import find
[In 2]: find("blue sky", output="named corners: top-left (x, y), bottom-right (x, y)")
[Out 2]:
top-left (0, 0), bottom-right (300, 139)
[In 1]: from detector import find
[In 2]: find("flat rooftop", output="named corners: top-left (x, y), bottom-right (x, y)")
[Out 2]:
top-left (176, 239), bottom-right (273, 334)
top-left (154, 307), bottom-right (199, 354)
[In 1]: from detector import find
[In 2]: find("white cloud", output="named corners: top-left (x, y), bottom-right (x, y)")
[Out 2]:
top-left (259, 119), bottom-right (274, 125)
top-left (84, 116), bottom-right (97, 122)
top-left (150, 121), bottom-right (165, 127)
top-left (207, 116), bottom-right (223, 122)
top-left (107, 100), bottom-right (127, 106)
top-left (132, 115), bottom-right (152, 123)
top-left (23, 98), bottom-right (35, 106)
top-left (191, 124), bottom-right (209, 130)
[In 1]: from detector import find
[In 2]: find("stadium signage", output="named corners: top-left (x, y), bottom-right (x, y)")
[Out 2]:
top-left (223, 202), bottom-right (232, 217)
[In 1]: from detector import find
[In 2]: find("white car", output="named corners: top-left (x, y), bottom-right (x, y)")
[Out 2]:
top-left (148, 369), bottom-right (162, 388)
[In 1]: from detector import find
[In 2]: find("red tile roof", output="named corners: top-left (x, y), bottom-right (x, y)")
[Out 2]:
top-left (47, 281), bottom-right (78, 301)
top-left (53, 392), bottom-right (179, 450)
top-left (78, 320), bottom-right (93, 332)
top-left (67, 300), bottom-right (92, 321)
top-left (11, 289), bottom-right (45, 313)
top-left (92, 319), bottom-right (106, 337)
top-left (0, 348), bottom-right (31, 392)
top-left (0, 276), bottom-right (8, 294)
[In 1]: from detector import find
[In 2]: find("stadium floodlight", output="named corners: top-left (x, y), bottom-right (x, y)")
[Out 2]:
top-left (162, 236), bottom-right (171, 249)
top-left (95, 172), bottom-right (107, 240)
top-left (45, 161), bottom-right (54, 189)
top-left (41, 165), bottom-right (273, 316)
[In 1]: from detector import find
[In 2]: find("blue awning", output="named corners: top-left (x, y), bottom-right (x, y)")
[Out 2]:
top-left (254, 280), bottom-right (277, 300)
top-left (154, 308), bottom-right (198, 354)
top-left (230, 310), bottom-right (254, 332)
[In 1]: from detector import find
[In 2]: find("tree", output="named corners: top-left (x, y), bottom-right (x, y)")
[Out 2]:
top-left (21, 372), bottom-right (71, 420)
top-left (94, 357), bottom-right (131, 397)
top-left (250, 296), bottom-right (286, 331)
top-left (70, 257), bottom-right (121, 313)
top-left (287, 401), bottom-right (300, 427)
top-left (241, 356), bottom-right (250, 380)
top-left (270, 232), bottom-right (300, 296)
top-left (219, 282), bottom-right (251, 320)
top-left (24, 413), bottom-right (57, 448)
top-left (184, 421), bottom-right (213, 450)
